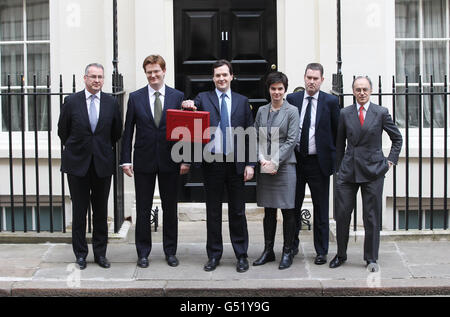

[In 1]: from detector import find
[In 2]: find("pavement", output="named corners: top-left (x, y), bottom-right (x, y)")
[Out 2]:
top-left (0, 220), bottom-right (449, 297)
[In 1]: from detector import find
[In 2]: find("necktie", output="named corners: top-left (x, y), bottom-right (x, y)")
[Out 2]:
top-left (299, 96), bottom-right (313, 157)
top-left (89, 94), bottom-right (98, 133)
top-left (359, 105), bottom-right (365, 126)
top-left (220, 93), bottom-right (230, 154)
top-left (154, 91), bottom-right (162, 127)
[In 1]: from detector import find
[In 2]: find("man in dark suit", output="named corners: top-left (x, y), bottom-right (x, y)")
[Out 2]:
top-left (120, 55), bottom-right (188, 268)
top-left (182, 60), bottom-right (255, 273)
top-left (58, 63), bottom-right (123, 270)
top-left (286, 63), bottom-right (340, 265)
top-left (329, 76), bottom-right (402, 272)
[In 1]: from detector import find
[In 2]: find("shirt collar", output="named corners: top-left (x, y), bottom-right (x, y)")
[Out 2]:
top-left (216, 88), bottom-right (231, 100)
top-left (148, 84), bottom-right (166, 97)
top-left (304, 90), bottom-right (319, 101)
top-left (85, 89), bottom-right (101, 100)
top-left (357, 101), bottom-right (370, 111)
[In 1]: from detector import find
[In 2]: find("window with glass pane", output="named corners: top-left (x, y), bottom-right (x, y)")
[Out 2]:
top-left (0, 0), bottom-right (50, 132)
top-left (395, 0), bottom-right (449, 129)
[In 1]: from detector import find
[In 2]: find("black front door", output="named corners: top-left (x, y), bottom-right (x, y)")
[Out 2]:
top-left (173, 0), bottom-right (277, 202)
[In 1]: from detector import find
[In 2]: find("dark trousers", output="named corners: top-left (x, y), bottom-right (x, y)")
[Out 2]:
top-left (67, 161), bottom-right (111, 260)
top-left (263, 208), bottom-right (296, 250)
top-left (294, 153), bottom-right (330, 256)
top-left (202, 161), bottom-right (249, 260)
top-left (134, 171), bottom-right (179, 258)
top-left (335, 176), bottom-right (384, 262)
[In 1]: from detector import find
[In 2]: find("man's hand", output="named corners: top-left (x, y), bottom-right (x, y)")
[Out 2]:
top-left (181, 100), bottom-right (197, 111)
top-left (122, 165), bottom-right (134, 177)
top-left (244, 166), bottom-right (254, 182)
top-left (180, 163), bottom-right (190, 175)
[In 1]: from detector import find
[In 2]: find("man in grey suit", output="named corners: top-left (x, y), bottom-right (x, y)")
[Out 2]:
top-left (329, 76), bottom-right (402, 272)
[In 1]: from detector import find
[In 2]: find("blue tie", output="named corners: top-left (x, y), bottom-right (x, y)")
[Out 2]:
top-left (89, 95), bottom-right (98, 133)
top-left (220, 93), bottom-right (230, 154)
top-left (299, 96), bottom-right (313, 157)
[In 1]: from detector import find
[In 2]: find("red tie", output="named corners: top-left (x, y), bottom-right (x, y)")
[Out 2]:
top-left (359, 106), bottom-right (365, 126)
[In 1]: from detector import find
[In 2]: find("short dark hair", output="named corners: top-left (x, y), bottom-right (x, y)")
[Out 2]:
top-left (212, 59), bottom-right (233, 75)
top-left (305, 63), bottom-right (324, 77)
top-left (266, 71), bottom-right (288, 91)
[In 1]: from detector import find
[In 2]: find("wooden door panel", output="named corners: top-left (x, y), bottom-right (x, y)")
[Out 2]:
top-left (182, 10), bottom-right (221, 63)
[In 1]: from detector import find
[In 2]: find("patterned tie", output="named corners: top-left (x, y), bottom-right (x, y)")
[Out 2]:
top-left (359, 105), bottom-right (365, 126)
top-left (299, 96), bottom-right (313, 157)
top-left (89, 94), bottom-right (98, 133)
top-left (220, 93), bottom-right (231, 154)
top-left (154, 91), bottom-right (162, 127)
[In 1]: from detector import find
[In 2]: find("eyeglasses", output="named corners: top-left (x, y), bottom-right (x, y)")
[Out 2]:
top-left (87, 75), bottom-right (104, 80)
top-left (354, 88), bottom-right (370, 93)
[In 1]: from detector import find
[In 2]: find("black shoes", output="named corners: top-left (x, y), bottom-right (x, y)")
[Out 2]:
top-left (253, 249), bottom-right (275, 266)
top-left (137, 257), bottom-right (149, 268)
top-left (166, 255), bottom-right (179, 267)
top-left (329, 255), bottom-right (347, 268)
top-left (76, 257), bottom-right (87, 270)
top-left (278, 248), bottom-right (293, 270)
top-left (204, 258), bottom-right (220, 272)
top-left (236, 257), bottom-right (249, 273)
top-left (366, 260), bottom-right (379, 272)
top-left (94, 256), bottom-right (111, 269)
top-left (314, 254), bottom-right (327, 265)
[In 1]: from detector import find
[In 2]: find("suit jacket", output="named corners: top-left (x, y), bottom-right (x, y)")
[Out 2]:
top-left (120, 85), bottom-right (185, 173)
top-left (194, 90), bottom-right (255, 174)
top-left (286, 90), bottom-right (340, 176)
top-left (254, 100), bottom-right (299, 170)
top-left (58, 90), bottom-right (123, 178)
top-left (336, 102), bottom-right (403, 183)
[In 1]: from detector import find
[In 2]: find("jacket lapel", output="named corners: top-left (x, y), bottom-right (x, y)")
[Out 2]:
top-left (359, 102), bottom-right (377, 140)
top-left (315, 91), bottom-right (324, 129)
top-left (80, 90), bottom-right (95, 132)
top-left (269, 100), bottom-right (288, 128)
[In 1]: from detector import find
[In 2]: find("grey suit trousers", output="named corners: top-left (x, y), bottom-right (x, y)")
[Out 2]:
top-left (335, 175), bottom-right (384, 262)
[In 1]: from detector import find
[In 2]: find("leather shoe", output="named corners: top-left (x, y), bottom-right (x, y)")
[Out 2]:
top-left (253, 249), bottom-right (275, 266)
top-left (137, 257), bottom-right (149, 268)
top-left (329, 255), bottom-right (346, 268)
top-left (166, 255), bottom-right (179, 267)
top-left (278, 248), bottom-right (294, 270)
top-left (314, 254), bottom-right (327, 265)
top-left (236, 257), bottom-right (249, 273)
top-left (204, 258), bottom-right (220, 272)
top-left (94, 256), bottom-right (111, 269)
top-left (366, 260), bottom-right (379, 272)
top-left (76, 257), bottom-right (86, 270)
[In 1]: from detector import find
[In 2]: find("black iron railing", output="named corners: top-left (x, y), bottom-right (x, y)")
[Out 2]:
top-left (0, 73), bottom-right (125, 233)
top-left (332, 75), bottom-right (449, 231)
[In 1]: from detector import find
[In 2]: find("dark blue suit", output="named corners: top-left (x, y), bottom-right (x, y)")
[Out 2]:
top-left (286, 90), bottom-right (340, 256)
top-left (194, 90), bottom-right (254, 260)
top-left (121, 85), bottom-right (184, 258)
top-left (58, 90), bottom-right (122, 260)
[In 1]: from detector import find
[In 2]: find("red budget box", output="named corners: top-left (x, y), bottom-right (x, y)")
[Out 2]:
top-left (166, 109), bottom-right (210, 143)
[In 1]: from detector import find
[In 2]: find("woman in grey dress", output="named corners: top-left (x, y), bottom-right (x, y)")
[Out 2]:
top-left (253, 72), bottom-right (300, 269)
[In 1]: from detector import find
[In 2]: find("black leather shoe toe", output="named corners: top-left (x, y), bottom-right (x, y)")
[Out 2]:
top-left (76, 258), bottom-right (87, 270)
top-left (329, 255), bottom-right (346, 268)
top-left (94, 256), bottom-right (111, 269)
top-left (314, 254), bottom-right (327, 265)
top-left (236, 257), bottom-right (249, 273)
top-left (137, 257), bottom-right (149, 268)
top-left (166, 255), bottom-right (179, 267)
top-left (204, 258), bottom-right (220, 272)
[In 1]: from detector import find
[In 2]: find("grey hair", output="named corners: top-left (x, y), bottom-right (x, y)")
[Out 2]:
top-left (85, 63), bottom-right (104, 75)
top-left (352, 76), bottom-right (373, 89)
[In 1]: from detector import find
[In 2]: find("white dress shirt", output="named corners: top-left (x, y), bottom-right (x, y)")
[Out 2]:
top-left (298, 91), bottom-right (319, 155)
top-left (356, 101), bottom-right (370, 119)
